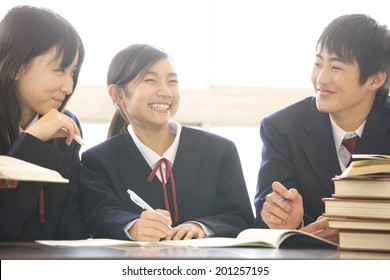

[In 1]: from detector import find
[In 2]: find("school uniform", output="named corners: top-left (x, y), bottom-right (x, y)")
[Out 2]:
top-left (79, 125), bottom-right (254, 240)
top-left (254, 90), bottom-right (390, 227)
top-left (0, 110), bottom-right (87, 241)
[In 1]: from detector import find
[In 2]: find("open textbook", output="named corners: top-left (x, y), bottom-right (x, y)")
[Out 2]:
top-left (37, 228), bottom-right (337, 249)
top-left (340, 154), bottom-right (390, 178)
top-left (0, 155), bottom-right (68, 183)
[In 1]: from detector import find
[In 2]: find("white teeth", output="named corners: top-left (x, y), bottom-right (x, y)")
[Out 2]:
top-left (150, 103), bottom-right (170, 110)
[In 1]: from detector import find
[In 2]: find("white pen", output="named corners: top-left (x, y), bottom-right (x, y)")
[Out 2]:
top-left (60, 128), bottom-right (85, 146)
top-left (127, 189), bottom-right (173, 230)
top-left (73, 134), bottom-right (85, 146)
top-left (127, 189), bottom-right (154, 211)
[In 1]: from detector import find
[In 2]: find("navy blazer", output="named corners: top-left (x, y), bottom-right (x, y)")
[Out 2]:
top-left (79, 126), bottom-right (254, 239)
top-left (254, 91), bottom-right (390, 226)
top-left (0, 110), bottom-right (87, 241)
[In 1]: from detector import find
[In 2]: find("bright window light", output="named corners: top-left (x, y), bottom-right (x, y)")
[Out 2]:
top-left (1, 0), bottom-right (389, 89)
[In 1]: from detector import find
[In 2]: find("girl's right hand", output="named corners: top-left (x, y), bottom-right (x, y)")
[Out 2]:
top-left (129, 209), bottom-right (173, 242)
top-left (25, 109), bottom-right (81, 146)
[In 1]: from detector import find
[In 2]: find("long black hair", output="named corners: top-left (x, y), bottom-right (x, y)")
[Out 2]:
top-left (0, 5), bottom-right (84, 153)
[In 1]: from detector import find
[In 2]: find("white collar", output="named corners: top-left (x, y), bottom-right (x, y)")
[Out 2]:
top-left (19, 114), bottom-right (39, 133)
top-left (329, 115), bottom-right (365, 150)
top-left (127, 121), bottom-right (182, 168)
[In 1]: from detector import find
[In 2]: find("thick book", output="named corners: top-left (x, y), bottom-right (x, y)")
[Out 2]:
top-left (0, 155), bottom-right (68, 184)
top-left (332, 177), bottom-right (390, 199)
top-left (36, 228), bottom-right (337, 249)
top-left (338, 230), bottom-right (390, 252)
top-left (340, 154), bottom-right (390, 178)
top-left (326, 216), bottom-right (390, 231)
top-left (322, 197), bottom-right (390, 220)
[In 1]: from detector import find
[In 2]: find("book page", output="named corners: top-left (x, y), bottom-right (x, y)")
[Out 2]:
top-left (237, 228), bottom-right (288, 246)
top-left (37, 230), bottom-right (337, 249)
top-left (35, 238), bottom-right (182, 247)
top-left (36, 237), bottom-right (272, 248)
top-left (351, 154), bottom-right (390, 160)
top-left (237, 228), bottom-right (337, 248)
top-left (158, 237), bottom-right (273, 248)
top-left (0, 155), bottom-right (68, 183)
top-left (36, 238), bottom-right (141, 247)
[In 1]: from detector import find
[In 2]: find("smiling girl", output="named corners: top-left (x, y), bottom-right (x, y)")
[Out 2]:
top-left (0, 6), bottom-right (87, 240)
top-left (79, 44), bottom-right (254, 241)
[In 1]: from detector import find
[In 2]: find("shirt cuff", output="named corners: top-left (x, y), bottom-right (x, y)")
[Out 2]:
top-left (296, 219), bottom-right (304, 229)
top-left (123, 219), bottom-right (138, 240)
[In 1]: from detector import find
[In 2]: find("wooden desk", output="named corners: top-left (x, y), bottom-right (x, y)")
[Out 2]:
top-left (1, 242), bottom-right (390, 260)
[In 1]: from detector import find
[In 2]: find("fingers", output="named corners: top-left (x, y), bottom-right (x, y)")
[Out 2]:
top-left (154, 209), bottom-right (173, 229)
top-left (165, 223), bottom-right (206, 240)
top-left (25, 109), bottom-right (82, 146)
top-left (271, 181), bottom-right (289, 199)
top-left (261, 195), bottom-right (291, 225)
top-left (129, 210), bottom-right (172, 242)
top-left (287, 188), bottom-right (303, 204)
top-left (261, 182), bottom-right (304, 229)
top-left (300, 216), bottom-right (327, 233)
top-left (260, 182), bottom-right (292, 225)
top-left (300, 217), bottom-right (339, 243)
top-left (272, 182), bottom-right (302, 204)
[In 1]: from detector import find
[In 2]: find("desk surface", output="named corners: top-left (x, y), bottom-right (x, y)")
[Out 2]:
top-left (1, 242), bottom-right (390, 260)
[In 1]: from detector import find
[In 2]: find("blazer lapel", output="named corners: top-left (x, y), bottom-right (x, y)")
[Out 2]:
top-left (301, 98), bottom-right (341, 195)
top-left (170, 127), bottom-right (196, 192)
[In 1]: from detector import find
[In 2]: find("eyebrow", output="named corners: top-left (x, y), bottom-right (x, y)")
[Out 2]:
top-left (316, 53), bottom-right (348, 64)
top-left (145, 71), bottom-right (178, 78)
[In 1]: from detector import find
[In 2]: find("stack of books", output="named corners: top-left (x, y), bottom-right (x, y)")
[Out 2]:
top-left (323, 154), bottom-right (390, 252)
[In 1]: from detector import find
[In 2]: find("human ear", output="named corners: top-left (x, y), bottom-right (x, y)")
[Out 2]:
top-left (108, 84), bottom-right (125, 107)
top-left (11, 66), bottom-right (25, 80)
top-left (368, 71), bottom-right (387, 91)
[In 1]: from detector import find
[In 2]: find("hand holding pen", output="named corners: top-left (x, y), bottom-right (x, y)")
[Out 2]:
top-left (127, 189), bottom-right (173, 241)
top-left (25, 109), bottom-right (85, 146)
top-left (260, 181), bottom-right (304, 230)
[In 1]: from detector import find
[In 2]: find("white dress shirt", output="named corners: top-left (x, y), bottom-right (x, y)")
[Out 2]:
top-left (329, 116), bottom-right (365, 171)
top-left (123, 122), bottom-right (213, 239)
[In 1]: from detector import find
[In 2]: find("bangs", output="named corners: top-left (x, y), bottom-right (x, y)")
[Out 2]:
top-left (317, 36), bottom-right (356, 64)
top-left (109, 45), bottom-right (168, 86)
top-left (53, 24), bottom-right (84, 69)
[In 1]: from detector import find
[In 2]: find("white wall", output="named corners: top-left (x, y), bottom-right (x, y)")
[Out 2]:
top-left (68, 85), bottom-right (313, 126)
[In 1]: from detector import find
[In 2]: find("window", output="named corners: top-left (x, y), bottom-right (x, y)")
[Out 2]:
top-left (2, 0), bottom-right (389, 209)
top-left (2, 0), bottom-right (388, 89)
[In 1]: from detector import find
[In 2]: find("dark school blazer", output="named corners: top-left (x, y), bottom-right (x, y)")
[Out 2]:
top-left (0, 110), bottom-right (87, 241)
top-left (79, 126), bottom-right (254, 240)
top-left (254, 90), bottom-right (390, 227)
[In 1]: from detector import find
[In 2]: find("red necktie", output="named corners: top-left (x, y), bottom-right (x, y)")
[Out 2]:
top-left (0, 179), bottom-right (19, 189)
top-left (342, 135), bottom-right (360, 154)
top-left (147, 158), bottom-right (179, 223)
top-left (39, 189), bottom-right (46, 224)
top-left (0, 179), bottom-right (45, 222)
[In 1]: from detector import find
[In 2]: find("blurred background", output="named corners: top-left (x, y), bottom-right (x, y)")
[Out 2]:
top-left (2, 0), bottom-right (388, 210)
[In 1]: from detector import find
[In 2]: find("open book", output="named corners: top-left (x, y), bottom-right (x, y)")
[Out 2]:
top-left (36, 228), bottom-right (337, 249)
top-left (0, 155), bottom-right (68, 183)
top-left (339, 154), bottom-right (390, 178)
